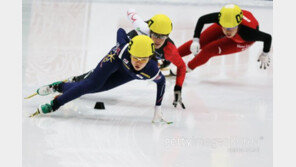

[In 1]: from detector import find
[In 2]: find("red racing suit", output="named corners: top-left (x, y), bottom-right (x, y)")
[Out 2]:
top-left (128, 30), bottom-right (186, 87)
top-left (178, 10), bottom-right (272, 70)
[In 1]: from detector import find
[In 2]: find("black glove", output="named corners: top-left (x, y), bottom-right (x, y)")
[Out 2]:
top-left (159, 60), bottom-right (171, 69)
top-left (173, 85), bottom-right (185, 109)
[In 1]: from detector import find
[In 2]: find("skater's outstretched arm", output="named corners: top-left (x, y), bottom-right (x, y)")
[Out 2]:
top-left (151, 71), bottom-right (166, 106)
top-left (117, 28), bottom-right (130, 46)
top-left (163, 41), bottom-right (186, 87)
top-left (193, 12), bottom-right (219, 39)
top-left (126, 8), bottom-right (150, 36)
top-left (151, 71), bottom-right (173, 124)
top-left (239, 25), bottom-right (272, 53)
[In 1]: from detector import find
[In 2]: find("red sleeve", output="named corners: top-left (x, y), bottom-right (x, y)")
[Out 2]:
top-left (163, 41), bottom-right (186, 87)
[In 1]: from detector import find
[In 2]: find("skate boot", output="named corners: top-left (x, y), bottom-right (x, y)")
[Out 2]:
top-left (165, 66), bottom-right (192, 77)
top-left (29, 100), bottom-right (54, 117)
top-left (186, 63), bottom-right (193, 73)
top-left (24, 81), bottom-right (63, 99)
top-left (164, 69), bottom-right (177, 77)
top-left (159, 60), bottom-right (171, 71)
top-left (37, 81), bottom-right (63, 96)
top-left (65, 70), bottom-right (93, 83)
top-left (63, 76), bottom-right (75, 83)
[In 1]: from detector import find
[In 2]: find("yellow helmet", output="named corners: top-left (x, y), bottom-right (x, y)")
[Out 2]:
top-left (128, 35), bottom-right (155, 58)
top-left (219, 4), bottom-right (243, 28)
top-left (147, 14), bottom-right (173, 35)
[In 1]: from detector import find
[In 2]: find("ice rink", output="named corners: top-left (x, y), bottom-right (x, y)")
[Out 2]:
top-left (22, 1), bottom-right (273, 167)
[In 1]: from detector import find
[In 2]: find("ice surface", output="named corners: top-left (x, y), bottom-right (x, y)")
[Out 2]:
top-left (23, 1), bottom-right (273, 167)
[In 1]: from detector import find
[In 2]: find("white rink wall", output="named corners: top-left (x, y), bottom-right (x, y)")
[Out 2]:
top-left (22, 0), bottom-right (273, 86)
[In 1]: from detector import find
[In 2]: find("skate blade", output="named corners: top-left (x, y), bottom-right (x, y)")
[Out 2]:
top-left (164, 74), bottom-right (174, 77)
top-left (164, 69), bottom-right (176, 77)
top-left (62, 79), bottom-right (70, 82)
top-left (152, 120), bottom-right (173, 124)
top-left (160, 67), bottom-right (170, 72)
top-left (164, 69), bottom-right (191, 77)
top-left (29, 109), bottom-right (40, 118)
top-left (24, 92), bottom-right (38, 99)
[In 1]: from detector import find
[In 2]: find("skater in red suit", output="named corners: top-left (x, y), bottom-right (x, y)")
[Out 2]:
top-left (69, 10), bottom-right (187, 109)
top-left (178, 4), bottom-right (272, 71)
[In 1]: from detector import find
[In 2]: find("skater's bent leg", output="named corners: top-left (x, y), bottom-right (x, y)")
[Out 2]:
top-left (199, 23), bottom-right (224, 48)
top-left (91, 70), bottom-right (134, 93)
top-left (52, 59), bottom-right (120, 111)
top-left (188, 38), bottom-right (253, 70)
top-left (178, 40), bottom-right (193, 57)
top-left (60, 70), bottom-right (94, 93)
top-left (177, 24), bottom-right (223, 58)
top-left (72, 70), bottom-right (94, 82)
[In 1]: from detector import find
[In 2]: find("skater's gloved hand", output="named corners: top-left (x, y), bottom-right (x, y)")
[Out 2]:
top-left (190, 38), bottom-right (200, 56)
top-left (257, 52), bottom-right (271, 69)
top-left (152, 106), bottom-right (173, 124)
top-left (159, 60), bottom-right (171, 69)
top-left (126, 8), bottom-right (150, 35)
top-left (152, 106), bottom-right (165, 123)
top-left (127, 8), bottom-right (138, 21)
top-left (173, 85), bottom-right (185, 109)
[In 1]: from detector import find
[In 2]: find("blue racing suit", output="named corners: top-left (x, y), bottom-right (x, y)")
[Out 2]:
top-left (52, 28), bottom-right (165, 111)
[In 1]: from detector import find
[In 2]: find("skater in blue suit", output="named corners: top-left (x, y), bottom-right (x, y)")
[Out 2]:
top-left (30, 28), bottom-right (168, 123)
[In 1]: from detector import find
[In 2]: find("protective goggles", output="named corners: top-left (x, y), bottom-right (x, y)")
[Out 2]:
top-left (150, 31), bottom-right (169, 39)
top-left (224, 26), bottom-right (238, 31)
top-left (131, 55), bottom-right (150, 63)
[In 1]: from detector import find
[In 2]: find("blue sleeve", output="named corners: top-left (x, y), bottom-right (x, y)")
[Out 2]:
top-left (153, 71), bottom-right (166, 106)
top-left (117, 28), bottom-right (130, 46)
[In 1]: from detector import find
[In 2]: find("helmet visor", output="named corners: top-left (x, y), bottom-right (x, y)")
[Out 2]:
top-left (224, 26), bottom-right (238, 30)
top-left (131, 55), bottom-right (150, 63)
top-left (150, 31), bottom-right (168, 40)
